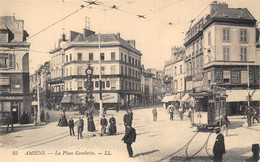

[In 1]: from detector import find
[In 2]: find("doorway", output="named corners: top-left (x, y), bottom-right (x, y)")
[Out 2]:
top-left (11, 102), bottom-right (19, 123)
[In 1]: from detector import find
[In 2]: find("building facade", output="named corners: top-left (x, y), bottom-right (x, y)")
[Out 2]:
top-left (0, 16), bottom-right (31, 124)
top-left (49, 29), bottom-right (142, 108)
top-left (184, 1), bottom-right (260, 114)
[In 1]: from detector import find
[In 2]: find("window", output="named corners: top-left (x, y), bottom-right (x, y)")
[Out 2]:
top-left (65, 68), bottom-right (68, 77)
top-left (240, 47), bottom-right (247, 61)
top-left (132, 58), bottom-right (134, 65)
top-left (89, 53), bottom-right (93, 61)
top-left (129, 82), bottom-right (131, 90)
top-left (100, 53), bottom-right (105, 61)
top-left (110, 65), bottom-right (116, 74)
top-left (121, 53), bottom-right (123, 61)
top-left (174, 67), bottom-right (177, 76)
top-left (223, 47), bottom-right (230, 61)
top-left (125, 55), bottom-right (127, 62)
top-left (111, 80), bottom-right (116, 90)
top-left (223, 28), bottom-right (230, 41)
top-left (78, 53), bottom-right (82, 61)
top-left (208, 31), bottom-right (211, 45)
top-left (180, 79), bottom-right (183, 90)
top-left (223, 71), bottom-right (230, 83)
top-left (175, 80), bottom-right (178, 90)
top-left (138, 60), bottom-right (140, 67)
top-left (125, 67), bottom-right (127, 75)
top-left (66, 55), bottom-right (68, 63)
top-left (240, 29), bottom-right (247, 43)
top-left (95, 81), bottom-right (99, 88)
top-left (180, 65), bottom-right (182, 74)
top-left (106, 81), bottom-right (110, 88)
top-left (135, 59), bottom-right (137, 66)
top-left (129, 68), bottom-right (131, 77)
top-left (125, 81), bottom-right (128, 90)
top-left (121, 66), bottom-right (124, 75)
top-left (70, 67), bottom-right (72, 75)
top-left (69, 54), bottom-right (72, 62)
top-left (77, 66), bottom-right (82, 75)
top-left (70, 81), bottom-right (72, 90)
top-left (77, 81), bottom-right (82, 91)
top-left (129, 56), bottom-right (131, 64)
top-left (0, 54), bottom-right (14, 68)
top-left (111, 52), bottom-right (115, 60)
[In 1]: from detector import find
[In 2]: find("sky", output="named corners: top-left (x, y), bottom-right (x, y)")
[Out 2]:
top-left (0, 0), bottom-right (259, 73)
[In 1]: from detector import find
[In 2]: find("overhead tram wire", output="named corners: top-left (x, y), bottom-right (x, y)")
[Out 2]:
top-left (2, 4), bottom-right (87, 53)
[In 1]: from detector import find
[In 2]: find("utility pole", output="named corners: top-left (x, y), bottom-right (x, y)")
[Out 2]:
top-left (247, 64), bottom-right (250, 108)
top-left (98, 32), bottom-right (103, 117)
top-left (36, 70), bottom-right (41, 124)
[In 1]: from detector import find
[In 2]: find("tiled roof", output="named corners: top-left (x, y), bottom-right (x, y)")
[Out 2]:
top-left (212, 8), bottom-right (256, 20)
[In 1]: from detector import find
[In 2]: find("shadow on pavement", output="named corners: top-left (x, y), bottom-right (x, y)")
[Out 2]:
top-left (134, 149), bottom-right (159, 157)
top-left (137, 131), bottom-right (150, 135)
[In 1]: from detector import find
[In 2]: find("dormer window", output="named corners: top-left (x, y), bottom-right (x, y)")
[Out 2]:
top-left (0, 25), bottom-right (9, 43)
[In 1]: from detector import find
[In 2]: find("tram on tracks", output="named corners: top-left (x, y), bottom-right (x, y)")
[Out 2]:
top-left (191, 86), bottom-right (227, 130)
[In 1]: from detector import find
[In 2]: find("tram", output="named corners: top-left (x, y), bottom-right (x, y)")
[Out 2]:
top-left (191, 87), bottom-right (227, 129)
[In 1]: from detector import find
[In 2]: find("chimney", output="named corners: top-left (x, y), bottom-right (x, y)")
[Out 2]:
top-left (128, 40), bottom-right (136, 48)
top-left (116, 32), bottom-right (120, 40)
top-left (210, 1), bottom-right (228, 16)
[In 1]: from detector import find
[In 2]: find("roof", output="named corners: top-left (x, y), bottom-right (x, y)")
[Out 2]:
top-left (0, 24), bottom-right (8, 30)
top-left (211, 8), bottom-right (256, 21)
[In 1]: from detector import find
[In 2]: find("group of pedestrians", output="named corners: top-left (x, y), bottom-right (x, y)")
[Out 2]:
top-left (244, 106), bottom-right (259, 126)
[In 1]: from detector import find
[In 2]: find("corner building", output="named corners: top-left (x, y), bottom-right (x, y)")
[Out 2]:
top-left (0, 16), bottom-right (31, 124)
top-left (50, 29), bottom-right (142, 108)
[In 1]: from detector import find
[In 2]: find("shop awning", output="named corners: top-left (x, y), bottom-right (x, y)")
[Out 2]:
top-left (251, 89), bottom-right (260, 101)
top-left (61, 95), bottom-right (71, 104)
top-left (161, 95), bottom-right (179, 102)
top-left (226, 89), bottom-right (260, 102)
top-left (180, 93), bottom-right (190, 102)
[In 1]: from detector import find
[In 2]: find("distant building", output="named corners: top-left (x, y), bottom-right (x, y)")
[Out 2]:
top-left (49, 29), bottom-right (142, 108)
top-left (141, 66), bottom-right (164, 106)
top-left (0, 16), bottom-right (31, 124)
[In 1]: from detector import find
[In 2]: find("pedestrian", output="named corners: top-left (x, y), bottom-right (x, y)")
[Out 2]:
top-left (68, 116), bottom-right (75, 136)
top-left (122, 124), bottom-right (136, 158)
top-left (245, 144), bottom-right (259, 162)
top-left (108, 115), bottom-right (117, 135)
top-left (45, 112), bottom-right (50, 123)
top-left (187, 107), bottom-right (193, 126)
top-left (252, 108), bottom-right (259, 123)
top-left (100, 115), bottom-right (107, 136)
top-left (33, 113), bottom-right (37, 126)
top-left (81, 116), bottom-right (84, 136)
top-left (247, 107), bottom-right (252, 126)
top-left (169, 107), bottom-right (174, 121)
top-left (213, 128), bottom-right (226, 161)
top-left (152, 107), bottom-right (157, 122)
top-left (6, 113), bottom-right (14, 131)
top-left (222, 115), bottom-right (231, 136)
top-left (179, 107), bottom-right (183, 120)
top-left (40, 109), bottom-right (45, 122)
top-left (87, 113), bottom-right (96, 132)
top-left (75, 117), bottom-right (83, 139)
top-left (123, 110), bottom-right (132, 132)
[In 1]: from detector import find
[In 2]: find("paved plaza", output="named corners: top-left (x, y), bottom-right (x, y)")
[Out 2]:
top-left (0, 106), bottom-right (259, 162)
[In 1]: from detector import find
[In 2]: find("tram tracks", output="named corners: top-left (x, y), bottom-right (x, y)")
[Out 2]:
top-left (158, 131), bottom-right (213, 161)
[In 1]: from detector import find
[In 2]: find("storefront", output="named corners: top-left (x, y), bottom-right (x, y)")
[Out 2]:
top-left (0, 95), bottom-right (31, 124)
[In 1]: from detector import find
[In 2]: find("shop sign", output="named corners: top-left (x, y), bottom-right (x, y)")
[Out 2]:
top-left (93, 93), bottom-right (118, 103)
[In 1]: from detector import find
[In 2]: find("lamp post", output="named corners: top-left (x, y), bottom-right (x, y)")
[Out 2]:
top-left (36, 70), bottom-right (41, 124)
top-left (85, 64), bottom-right (94, 114)
top-left (98, 33), bottom-right (103, 117)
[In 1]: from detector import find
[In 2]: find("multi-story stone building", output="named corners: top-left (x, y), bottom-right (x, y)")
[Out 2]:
top-left (163, 47), bottom-right (185, 102)
top-left (184, 1), bottom-right (260, 114)
top-left (30, 61), bottom-right (50, 109)
top-left (0, 16), bottom-right (31, 124)
top-left (49, 29), bottom-right (142, 108)
top-left (141, 66), bottom-right (164, 106)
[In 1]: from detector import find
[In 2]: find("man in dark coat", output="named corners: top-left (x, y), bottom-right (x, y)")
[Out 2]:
top-left (100, 115), bottom-right (107, 136)
top-left (109, 115), bottom-right (117, 135)
top-left (68, 116), bottom-right (75, 136)
top-left (123, 110), bottom-right (132, 132)
top-left (129, 109), bottom-right (133, 121)
top-left (122, 125), bottom-right (136, 158)
top-left (7, 113), bottom-right (14, 131)
top-left (213, 128), bottom-right (226, 161)
top-left (152, 107), bottom-right (157, 122)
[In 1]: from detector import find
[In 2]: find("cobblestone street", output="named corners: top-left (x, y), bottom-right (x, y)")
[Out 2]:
top-left (0, 106), bottom-right (260, 162)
